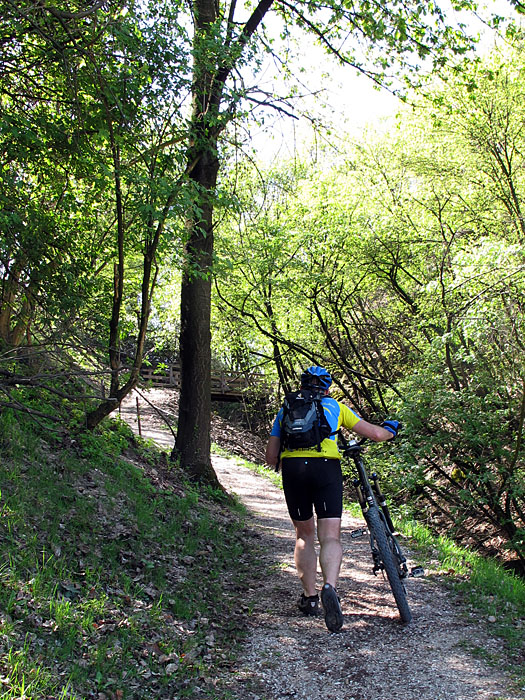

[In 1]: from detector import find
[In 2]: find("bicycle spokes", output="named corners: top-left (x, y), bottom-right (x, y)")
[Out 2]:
top-left (341, 436), bottom-right (414, 623)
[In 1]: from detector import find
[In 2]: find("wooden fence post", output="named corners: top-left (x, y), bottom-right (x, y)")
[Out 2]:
top-left (136, 396), bottom-right (142, 436)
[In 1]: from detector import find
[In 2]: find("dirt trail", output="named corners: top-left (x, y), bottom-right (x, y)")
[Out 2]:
top-left (117, 389), bottom-right (523, 700)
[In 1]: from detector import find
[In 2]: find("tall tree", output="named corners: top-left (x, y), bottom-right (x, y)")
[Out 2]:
top-left (174, 0), bottom-right (476, 483)
top-left (0, 1), bottom-right (190, 425)
top-left (173, 0), bottom-right (274, 483)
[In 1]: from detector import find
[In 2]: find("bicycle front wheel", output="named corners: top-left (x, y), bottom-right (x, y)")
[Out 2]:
top-left (366, 506), bottom-right (412, 624)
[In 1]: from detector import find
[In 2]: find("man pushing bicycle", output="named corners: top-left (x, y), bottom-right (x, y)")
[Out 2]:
top-left (265, 365), bottom-right (399, 632)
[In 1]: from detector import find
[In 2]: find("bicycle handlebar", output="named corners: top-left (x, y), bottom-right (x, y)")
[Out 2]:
top-left (338, 433), bottom-right (367, 455)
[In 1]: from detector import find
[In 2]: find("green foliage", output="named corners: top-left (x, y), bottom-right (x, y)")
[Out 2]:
top-left (1, 0), bottom-right (523, 556)
top-left (277, 0), bottom-right (476, 92)
top-left (0, 0), bottom-right (190, 410)
top-left (213, 39), bottom-right (525, 560)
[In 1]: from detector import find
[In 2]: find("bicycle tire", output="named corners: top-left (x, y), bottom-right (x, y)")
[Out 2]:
top-left (366, 506), bottom-right (412, 624)
top-left (387, 530), bottom-right (408, 580)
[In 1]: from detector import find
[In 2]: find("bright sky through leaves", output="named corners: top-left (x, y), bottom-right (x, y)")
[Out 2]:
top-left (251, 0), bottom-right (519, 161)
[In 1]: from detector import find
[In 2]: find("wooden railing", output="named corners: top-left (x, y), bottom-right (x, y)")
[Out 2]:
top-left (139, 365), bottom-right (259, 400)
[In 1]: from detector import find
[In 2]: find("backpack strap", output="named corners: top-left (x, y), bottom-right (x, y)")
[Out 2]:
top-left (313, 397), bottom-right (323, 451)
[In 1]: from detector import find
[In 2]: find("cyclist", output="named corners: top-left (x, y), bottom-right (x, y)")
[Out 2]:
top-left (265, 365), bottom-right (399, 632)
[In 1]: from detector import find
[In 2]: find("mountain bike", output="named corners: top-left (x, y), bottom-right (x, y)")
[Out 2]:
top-left (340, 435), bottom-right (422, 624)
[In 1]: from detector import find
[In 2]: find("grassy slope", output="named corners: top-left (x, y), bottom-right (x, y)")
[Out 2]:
top-left (0, 410), bottom-right (264, 700)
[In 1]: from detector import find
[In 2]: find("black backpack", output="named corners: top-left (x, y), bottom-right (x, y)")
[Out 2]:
top-left (280, 388), bottom-right (334, 452)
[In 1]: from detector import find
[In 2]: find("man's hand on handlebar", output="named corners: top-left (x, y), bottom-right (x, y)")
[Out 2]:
top-left (381, 419), bottom-right (401, 439)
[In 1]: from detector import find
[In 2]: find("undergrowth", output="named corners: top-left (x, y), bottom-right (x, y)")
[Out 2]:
top-left (0, 408), bottom-right (259, 699)
top-left (401, 518), bottom-right (525, 685)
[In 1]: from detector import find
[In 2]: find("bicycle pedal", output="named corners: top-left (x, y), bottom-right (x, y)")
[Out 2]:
top-left (350, 528), bottom-right (366, 539)
top-left (409, 565), bottom-right (425, 578)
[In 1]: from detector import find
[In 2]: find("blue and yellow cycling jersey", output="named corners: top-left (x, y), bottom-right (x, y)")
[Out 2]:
top-left (270, 396), bottom-right (361, 460)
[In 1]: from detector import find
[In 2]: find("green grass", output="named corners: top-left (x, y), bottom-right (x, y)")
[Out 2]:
top-left (0, 410), bottom-right (259, 699)
top-left (402, 519), bottom-right (525, 669)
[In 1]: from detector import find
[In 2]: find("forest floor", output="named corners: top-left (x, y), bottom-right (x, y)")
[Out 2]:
top-left (117, 388), bottom-right (524, 700)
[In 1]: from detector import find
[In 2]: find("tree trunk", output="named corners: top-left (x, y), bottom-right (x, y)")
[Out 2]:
top-left (172, 55), bottom-right (221, 485)
top-left (173, 0), bottom-right (274, 484)
top-left (174, 219), bottom-right (217, 482)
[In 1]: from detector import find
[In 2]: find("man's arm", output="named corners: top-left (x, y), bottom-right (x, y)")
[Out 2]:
top-left (353, 419), bottom-right (394, 442)
top-left (265, 435), bottom-right (281, 466)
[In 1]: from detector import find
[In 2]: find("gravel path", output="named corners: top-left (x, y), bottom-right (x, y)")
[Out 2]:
top-left (117, 389), bottom-right (523, 700)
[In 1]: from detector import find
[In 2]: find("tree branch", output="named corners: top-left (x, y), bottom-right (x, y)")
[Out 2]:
top-left (45, 2), bottom-right (106, 20)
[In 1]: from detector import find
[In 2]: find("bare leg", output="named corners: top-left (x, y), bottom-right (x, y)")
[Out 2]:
top-left (317, 517), bottom-right (342, 588)
top-left (292, 517), bottom-right (317, 596)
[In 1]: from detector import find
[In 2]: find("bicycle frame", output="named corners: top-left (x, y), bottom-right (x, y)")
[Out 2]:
top-left (343, 438), bottom-right (408, 575)
top-left (341, 436), bottom-right (413, 623)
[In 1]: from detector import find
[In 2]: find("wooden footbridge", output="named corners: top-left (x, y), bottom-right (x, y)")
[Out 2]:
top-left (140, 364), bottom-right (260, 401)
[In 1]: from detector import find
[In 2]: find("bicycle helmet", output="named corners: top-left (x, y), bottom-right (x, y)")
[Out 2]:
top-left (300, 365), bottom-right (332, 390)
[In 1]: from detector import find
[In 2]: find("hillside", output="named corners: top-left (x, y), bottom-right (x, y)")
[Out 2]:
top-left (0, 405), bottom-right (266, 699)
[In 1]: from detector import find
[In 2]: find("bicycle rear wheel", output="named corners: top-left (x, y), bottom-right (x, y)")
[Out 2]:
top-left (366, 506), bottom-right (412, 624)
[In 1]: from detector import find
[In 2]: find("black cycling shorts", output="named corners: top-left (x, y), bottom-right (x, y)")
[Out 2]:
top-left (281, 456), bottom-right (343, 522)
